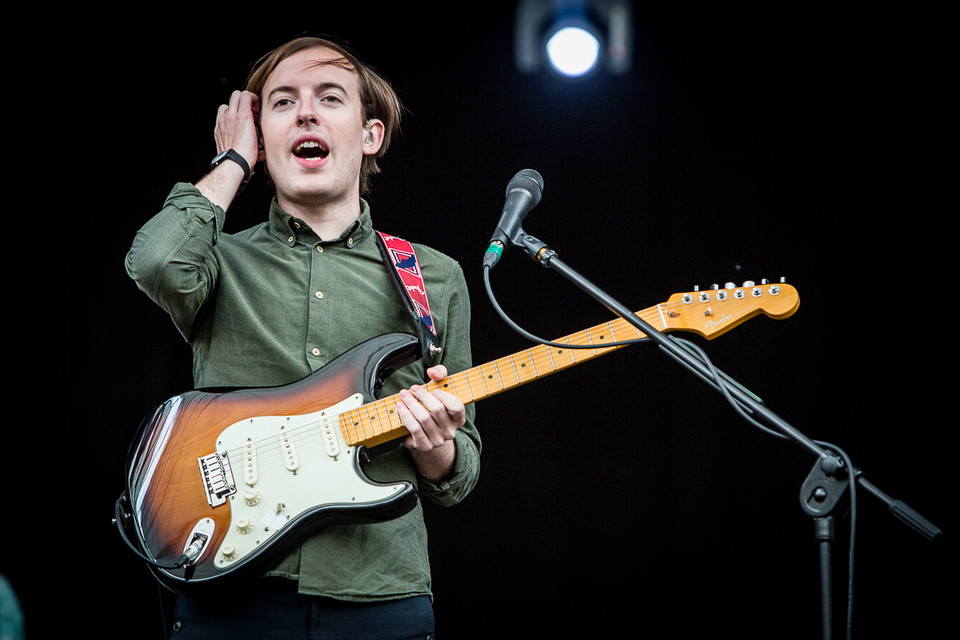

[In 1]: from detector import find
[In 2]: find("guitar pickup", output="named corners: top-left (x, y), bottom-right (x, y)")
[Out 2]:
top-left (198, 451), bottom-right (237, 507)
top-left (278, 426), bottom-right (300, 472)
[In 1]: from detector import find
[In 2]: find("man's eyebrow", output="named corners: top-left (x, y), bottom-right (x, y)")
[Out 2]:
top-left (267, 82), bottom-right (350, 101)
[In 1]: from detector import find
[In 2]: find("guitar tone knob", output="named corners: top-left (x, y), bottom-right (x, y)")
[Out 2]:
top-left (221, 544), bottom-right (238, 560)
top-left (236, 518), bottom-right (253, 534)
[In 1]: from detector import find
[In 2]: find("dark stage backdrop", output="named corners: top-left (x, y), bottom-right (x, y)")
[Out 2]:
top-left (16, 5), bottom-right (950, 639)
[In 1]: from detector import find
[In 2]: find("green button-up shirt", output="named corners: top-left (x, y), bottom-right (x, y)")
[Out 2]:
top-left (125, 183), bottom-right (481, 601)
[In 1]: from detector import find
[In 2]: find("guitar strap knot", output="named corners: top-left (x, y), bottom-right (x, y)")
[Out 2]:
top-left (375, 231), bottom-right (440, 375)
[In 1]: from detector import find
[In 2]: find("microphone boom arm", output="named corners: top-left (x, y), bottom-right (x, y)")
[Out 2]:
top-left (512, 228), bottom-right (942, 544)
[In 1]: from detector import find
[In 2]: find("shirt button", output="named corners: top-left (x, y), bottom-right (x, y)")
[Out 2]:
top-left (316, 245), bottom-right (323, 253)
top-left (315, 291), bottom-right (324, 299)
top-left (311, 348), bottom-right (321, 357)
top-left (287, 235), bottom-right (295, 243)
top-left (347, 237), bottom-right (355, 246)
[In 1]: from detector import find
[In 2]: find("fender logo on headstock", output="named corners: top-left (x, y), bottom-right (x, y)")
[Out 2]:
top-left (704, 311), bottom-right (736, 333)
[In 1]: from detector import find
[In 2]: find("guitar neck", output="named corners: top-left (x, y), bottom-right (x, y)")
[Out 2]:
top-left (339, 281), bottom-right (799, 448)
top-left (340, 308), bottom-right (652, 448)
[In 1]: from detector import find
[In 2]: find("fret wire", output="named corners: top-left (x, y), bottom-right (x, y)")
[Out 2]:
top-left (467, 369), bottom-right (481, 399)
top-left (377, 399), bottom-right (395, 434)
top-left (490, 359), bottom-right (506, 392)
top-left (343, 409), bottom-right (353, 442)
top-left (543, 344), bottom-right (557, 372)
top-left (357, 404), bottom-right (371, 441)
top-left (477, 364), bottom-right (490, 396)
top-left (353, 407), bottom-right (365, 441)
top-left (507, 352), bottom-right (522, 385)
top-left (342, 408), bottom-right (359, 446)
top-left (443, 373), bottom-right (467, 402)
top-left (525, 348), bottom-right (538, 377)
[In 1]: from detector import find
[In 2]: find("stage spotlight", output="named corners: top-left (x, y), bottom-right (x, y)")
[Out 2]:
top-left (515, 0), bottom-right (633, 78)
top-left (545, 22), bottom-right (602, 77)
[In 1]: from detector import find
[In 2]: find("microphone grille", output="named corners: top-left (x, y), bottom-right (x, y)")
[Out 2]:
top-left (507, 169), bottom-right (543, 205)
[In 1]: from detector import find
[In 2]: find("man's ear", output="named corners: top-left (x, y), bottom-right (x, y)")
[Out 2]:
top-left (363, 119), bottom-right (385, 155)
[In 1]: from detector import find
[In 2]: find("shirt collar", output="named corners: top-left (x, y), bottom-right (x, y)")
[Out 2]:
top-left (268, 198), bottom-right (373, 249)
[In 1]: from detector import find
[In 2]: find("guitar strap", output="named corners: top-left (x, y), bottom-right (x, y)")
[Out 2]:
top-left (374, 231), bottom-right (441, 374)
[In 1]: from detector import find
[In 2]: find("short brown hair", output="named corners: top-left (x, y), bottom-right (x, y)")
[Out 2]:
top-left (245, 36), bottom-right (403, 196)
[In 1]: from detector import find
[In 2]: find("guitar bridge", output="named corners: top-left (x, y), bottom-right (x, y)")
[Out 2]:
top-left (198, 451), bottom-right (237, 507)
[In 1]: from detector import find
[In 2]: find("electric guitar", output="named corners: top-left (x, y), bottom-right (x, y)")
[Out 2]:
top-left (115, 280), bottom-right (799, 593)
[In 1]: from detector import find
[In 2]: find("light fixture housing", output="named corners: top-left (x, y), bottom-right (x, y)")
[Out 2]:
top-left (515, 0), bottom-right (633, 78)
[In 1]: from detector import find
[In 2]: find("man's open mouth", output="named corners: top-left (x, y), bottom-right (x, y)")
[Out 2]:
top-left (294, 140), bottom-right (329, 160)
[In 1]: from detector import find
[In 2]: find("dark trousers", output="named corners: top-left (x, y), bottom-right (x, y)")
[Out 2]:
top-left (168, 578), bottom-right (435, 639)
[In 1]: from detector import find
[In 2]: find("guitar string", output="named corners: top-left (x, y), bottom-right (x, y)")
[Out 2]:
top-left (212, 296), bottom-right (715, 469)
top-left (214, 283), bottom-right (791, 466)
top-left (243, 300), bottom-right (661, 460)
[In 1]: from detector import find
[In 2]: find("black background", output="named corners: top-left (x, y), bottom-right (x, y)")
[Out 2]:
top-left (10, 4), bottom-right (951, 638)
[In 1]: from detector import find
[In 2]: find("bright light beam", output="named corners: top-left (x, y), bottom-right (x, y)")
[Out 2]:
top-left (545, 25), bottom-right (602, 77)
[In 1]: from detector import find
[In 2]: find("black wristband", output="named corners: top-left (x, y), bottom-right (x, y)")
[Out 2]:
top-left (210, 149), bottom-right (252, 185)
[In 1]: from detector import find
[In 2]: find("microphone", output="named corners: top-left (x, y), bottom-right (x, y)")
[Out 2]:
top-left (484, 169), bottom-right (544, 268)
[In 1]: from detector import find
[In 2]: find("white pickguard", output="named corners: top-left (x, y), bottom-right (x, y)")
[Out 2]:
top-left (208, 393), bottom-right (407, 568)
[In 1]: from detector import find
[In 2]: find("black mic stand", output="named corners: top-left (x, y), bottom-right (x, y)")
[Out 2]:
top-left (505, 228), bottom-right (941, 640)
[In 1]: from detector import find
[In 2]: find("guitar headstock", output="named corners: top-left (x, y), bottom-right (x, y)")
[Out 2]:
top-left (660, 279), bottom-right (800, 339)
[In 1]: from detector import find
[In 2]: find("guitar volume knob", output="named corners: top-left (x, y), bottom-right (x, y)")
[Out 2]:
top-left (244, 488), bottom-right (261, 506)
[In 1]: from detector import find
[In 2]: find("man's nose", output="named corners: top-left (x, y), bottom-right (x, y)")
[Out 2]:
top-left (296, 98), bottom-right (320, 125)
